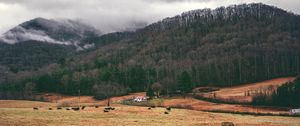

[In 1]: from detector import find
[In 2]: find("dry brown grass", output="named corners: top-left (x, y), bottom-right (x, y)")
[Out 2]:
top-left (0, 105), bottom-right (299, 126)
top-left (0, 100), bottom-right (55, 108)
top-left (0, 78), bottom-right (298, 126)
top-left (33, 92), bottom-right (146, 107)
top-left (0, 92), bottom-right (145, 109)
top-left (163, 97), bottom-right (290, 114)
top-left (198, 77), bottom-right (296, 103)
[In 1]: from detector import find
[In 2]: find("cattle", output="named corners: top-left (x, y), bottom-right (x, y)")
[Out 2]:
top-left (72, 107), bottom-right (80, 111)
top-left (166, 107), bottom-right (171, 111)
top-left (164, 111), bottom-right (169, 114)
top-left (104, 106), bottom-right (115, 112)
top-left (33, 107), bottom-right (38, 110)
top-left (81, 106), bottom-right (86, 110)
top-left (57, 107), bottom-right (62, 110)
top-left (148, 107), bottom-right (151, 110)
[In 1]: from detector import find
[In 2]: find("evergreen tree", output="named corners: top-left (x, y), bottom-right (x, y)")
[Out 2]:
top-left (146, 87), bottom-right (155, 98)
top-left (178, 71), bottom-right (193, 93)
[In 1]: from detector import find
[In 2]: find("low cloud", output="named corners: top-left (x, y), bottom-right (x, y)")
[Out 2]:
top-left (143, 0), bottom-right (212, 3)
top-left (0, 0), bottom-right (299, 34)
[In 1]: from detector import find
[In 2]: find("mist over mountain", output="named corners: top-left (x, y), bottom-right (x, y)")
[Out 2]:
top-left (0, 18), bottom-right (104, 73)
top-left (0, 3), bottom-right (300, 101)
top-left (0, 18), bottom-right (101, 49)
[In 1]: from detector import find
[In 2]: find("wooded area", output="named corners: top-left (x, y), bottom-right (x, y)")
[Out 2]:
top-left (0, 4), bottom-right (299, 107)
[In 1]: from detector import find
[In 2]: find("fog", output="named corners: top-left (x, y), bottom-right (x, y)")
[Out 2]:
top-left (0, 0), bottom-right (299, 34)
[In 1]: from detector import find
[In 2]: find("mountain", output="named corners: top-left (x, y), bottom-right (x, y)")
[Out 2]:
top-left (1, 3), bottom-right (300, 99)
top-left (0, 17), bottom-right (101, 49)
top-left (60, 3), bottom-right (300, 92)
top-left (0, 18), bottom-right (102, 73)
top-left (84, 3), bottom-right (300, 87)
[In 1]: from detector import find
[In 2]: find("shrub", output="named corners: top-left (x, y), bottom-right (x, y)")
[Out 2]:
top-left (93, 82), bottom-right (128, 100)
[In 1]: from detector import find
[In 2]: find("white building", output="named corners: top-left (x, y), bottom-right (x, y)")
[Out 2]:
top-left (133, 96), bottom-right (147, 102)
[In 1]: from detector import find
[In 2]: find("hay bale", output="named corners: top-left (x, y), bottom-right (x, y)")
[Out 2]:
top-left (222, 122), bottom-right (235, 126)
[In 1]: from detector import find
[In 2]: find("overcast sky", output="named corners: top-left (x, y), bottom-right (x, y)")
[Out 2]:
top-left (0, 0), bottom-right (299, 34)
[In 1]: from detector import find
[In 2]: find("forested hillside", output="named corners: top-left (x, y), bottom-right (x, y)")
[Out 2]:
top-left (0, 41), bottom-right (76, 73)
top-left (1, 3), bottom-right (300, 100)
top-left (0, 17), bottom-right (101, 73)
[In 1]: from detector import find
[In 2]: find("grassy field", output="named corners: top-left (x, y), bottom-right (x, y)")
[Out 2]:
top-left (0, 105), bottom-right (300, 126)
top-left (197, 77), bottom-right (296, 103)
top-left (0, 77), bottom-right (299, 126)
top-left (39, 92), bottom-right (145, 105)
top-left (162, 97), bottom-right (290, 114)
top-left (0, 100), bottom-right (55, 108)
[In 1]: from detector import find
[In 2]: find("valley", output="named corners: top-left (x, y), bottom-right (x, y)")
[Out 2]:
top-left (0, 3), bottom-right (300, 126)
top-left (0, 77), bottom-right (299, 126)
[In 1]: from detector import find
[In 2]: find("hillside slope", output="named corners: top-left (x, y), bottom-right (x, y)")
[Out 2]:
top-left (1, 3), bottom-right (300, 100)
top-left (68, 3), bottom-right (300, 91)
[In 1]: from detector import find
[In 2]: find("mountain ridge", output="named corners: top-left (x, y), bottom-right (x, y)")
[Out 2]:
top-left (142, 3), bottom-right (299, 32)
top-left (0, 17), bottom-right (101, 49)
top-left (76, 3), bottom-right (300, 88)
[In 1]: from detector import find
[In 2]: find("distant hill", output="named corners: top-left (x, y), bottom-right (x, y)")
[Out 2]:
top-left (0, 18), bottom-right (102, 72)
top-left (0, 17), bottom-right (101, 47)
